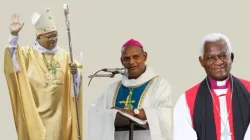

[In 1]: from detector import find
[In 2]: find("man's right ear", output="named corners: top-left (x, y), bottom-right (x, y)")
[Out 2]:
top-left (199, 56), bottom-right (204, 68)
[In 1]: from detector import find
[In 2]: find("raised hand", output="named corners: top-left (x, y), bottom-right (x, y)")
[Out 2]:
top-left (10, 13), bottom-right (24, 36)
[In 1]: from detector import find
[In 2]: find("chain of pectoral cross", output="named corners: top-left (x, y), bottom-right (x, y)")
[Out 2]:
top-left (119, 88), bottom-right (135, 110)
top-left (206, 77), bottom-right (233, 140)
top-left (43, 54), bottom-right (57, 78)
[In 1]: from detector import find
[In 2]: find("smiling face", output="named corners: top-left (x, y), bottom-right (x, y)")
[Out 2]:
top-left (37, 31), bottom-right (58, 49)
top-left (199, 39), bottom-right (234, 81)
top-left (120, 45), bottom-right (147, 79)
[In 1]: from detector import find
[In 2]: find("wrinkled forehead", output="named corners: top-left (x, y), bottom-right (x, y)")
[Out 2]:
top-left (204, 40), bottom-right (229, 54)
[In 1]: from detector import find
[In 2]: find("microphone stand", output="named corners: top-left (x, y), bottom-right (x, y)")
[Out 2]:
top-left (88, 73), bottom-right (115, 78)
top-left (88, 70), bottom-right (122, 86)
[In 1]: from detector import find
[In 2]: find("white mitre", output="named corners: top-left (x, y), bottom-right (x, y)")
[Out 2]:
top-left (31, 8), bottom-right (57, 36)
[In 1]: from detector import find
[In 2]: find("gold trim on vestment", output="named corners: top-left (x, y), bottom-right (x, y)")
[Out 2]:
top-left (112, 76), bottom-right (159, 108)
top-left (112, 82), bottom-right (122, 106)
top-left (138, 76), bottom-right (159, 108)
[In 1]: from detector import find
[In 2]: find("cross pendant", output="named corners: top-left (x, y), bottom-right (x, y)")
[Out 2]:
top-left (222, 128), bottom-right (231, 140)
top-left (49, 64), bottom-right (57, 77)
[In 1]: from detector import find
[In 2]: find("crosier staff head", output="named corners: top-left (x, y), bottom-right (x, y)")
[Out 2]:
top-left (63, 4), bottom-right (70, 29)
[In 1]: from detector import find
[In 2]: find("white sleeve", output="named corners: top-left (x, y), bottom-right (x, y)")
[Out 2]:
top-left (71, 70), bottom-right (81, 97)
top-left (8, 35), bottom-right (20, 72)
top-left (244, 123), bottom-right (250, 140)
top-left (143, 78), bottom-right (172, 140)
top-left (173, 94), bottom-right (198, 140)
top-left (88, 93), bottom-right (107, 140)
top-left (9, 35), bottom-right (19, 49)
top-left (88, 86), bottom-right (118, 140)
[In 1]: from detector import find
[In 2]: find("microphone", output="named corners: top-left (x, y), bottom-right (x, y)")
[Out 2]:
top-left (88, 68), bottom-right (126, 86)
top-left (102, 68), bottom-right (126, 75)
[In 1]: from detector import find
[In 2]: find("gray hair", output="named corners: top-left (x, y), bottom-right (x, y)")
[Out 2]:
top-left (200, 33), bottom-right (232, 58)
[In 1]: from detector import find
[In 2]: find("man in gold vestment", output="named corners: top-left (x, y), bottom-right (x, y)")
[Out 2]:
top-left (4, 8), bottom-right (83, 140)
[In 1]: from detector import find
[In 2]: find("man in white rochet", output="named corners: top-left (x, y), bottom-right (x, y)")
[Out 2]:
top-left (174, 33), bottom-right (250, 140)
top-left (88, 39), bottom-right (173, 140)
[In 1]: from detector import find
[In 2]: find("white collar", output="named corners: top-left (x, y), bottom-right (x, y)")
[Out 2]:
top-left (33, 41), bottom-right (60, 54)
top-left (121, 66), bottom-right (158, 87)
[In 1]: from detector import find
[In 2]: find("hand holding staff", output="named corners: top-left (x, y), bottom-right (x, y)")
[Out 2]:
top-left (63, 4), bottom-right (81, 140)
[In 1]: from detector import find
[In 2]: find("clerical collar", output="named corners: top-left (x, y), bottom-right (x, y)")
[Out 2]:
top-left (33, 41), bottom-right (60, 54)
top-left (121, 66), bottom-right (158, 87)
top-left (208, 76), bottom-right (230, 89)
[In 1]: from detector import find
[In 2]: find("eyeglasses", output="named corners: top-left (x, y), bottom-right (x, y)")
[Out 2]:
top-left (40, 34), bottom-right (58, 40)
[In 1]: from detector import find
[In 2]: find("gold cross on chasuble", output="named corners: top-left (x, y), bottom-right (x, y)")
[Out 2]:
top-left (119, 88), bottom-right (135, 110)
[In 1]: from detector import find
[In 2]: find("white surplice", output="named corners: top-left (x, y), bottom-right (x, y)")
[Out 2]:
top-left (173, 80), bottom-right (250, 140)
top-left (244, 123), bottom-right (250, 139)
top-left (88, 66), bottom-right (173, 140)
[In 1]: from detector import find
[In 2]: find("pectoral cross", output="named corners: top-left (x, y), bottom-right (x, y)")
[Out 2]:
top-left (222, 128), bottom-right (231, 140)
top-left (119, 89), bottom-right (135, 110)
top-left (48, 63), bottom-right (57, 78)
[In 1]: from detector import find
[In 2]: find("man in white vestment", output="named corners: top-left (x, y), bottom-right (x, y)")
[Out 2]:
top-left (88, 39), bottom-right (173, 140)
top-left (173, 33), bottom-right (250, 140)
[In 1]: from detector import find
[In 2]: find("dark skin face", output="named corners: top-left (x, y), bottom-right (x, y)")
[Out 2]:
top-left (113, 45), bottom-right (148, 120)
top-left (199, 39), bottom-right (234, 81)
top-left (37, 31), bottom-right (58, 49)
top-left (120, 45), bottom-right (147, 79)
